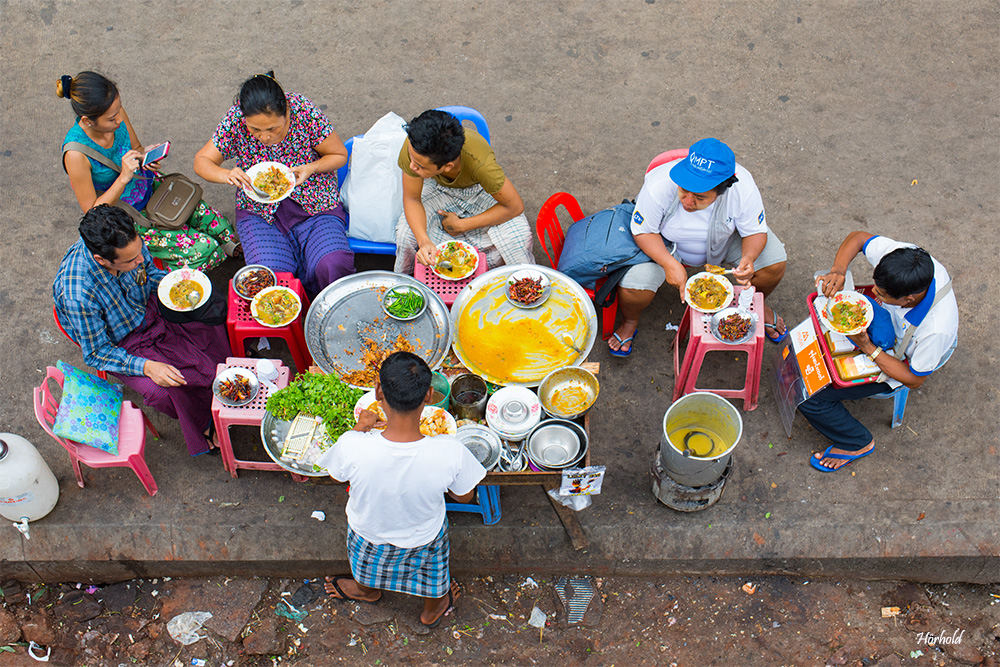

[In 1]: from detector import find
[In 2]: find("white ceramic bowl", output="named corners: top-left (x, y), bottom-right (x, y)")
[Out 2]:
top-left (244, 161), bottom-right (296, 203)
top-left (504, 269), bottom-right (552, 308)
top-left (158, 268), bottom-right (212, 312)
top-left (432, 240), bottom-right (479, 281)
top-left (353, 391), bottom-right (457, 436)
top-left (485, 386), bottom-right (542, 442)
top-left (818, 290), bottom-right (874, 336)
top-left (250, 286), bottom-right (302, 328)
top-left (684, 272), bottom-right (734, 314)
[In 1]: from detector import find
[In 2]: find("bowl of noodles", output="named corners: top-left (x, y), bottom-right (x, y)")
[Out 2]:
top-left (251, 286), bottom-right (302, 327)
top-left (818, 290), bottom-right (874, 336)
top-left (433, 240), bottom-right (479, 280)
top-left (157, 268), bottom-right (212, 312)
top-left (684, 272), bottom-right (734, 314)
top-left (245, 161), bottom-right (295, 203)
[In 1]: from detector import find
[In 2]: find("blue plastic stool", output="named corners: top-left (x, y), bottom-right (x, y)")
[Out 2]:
top-left (446, 485), bottom-right (501, 525)
top-left (869, 384), bottom-right (910, 429)
top-left (868, 341), bottom-right (956, 429)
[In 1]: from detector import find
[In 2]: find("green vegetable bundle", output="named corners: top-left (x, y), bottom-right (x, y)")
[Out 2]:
top-left (265, 373), bottom-right (364, 441)
top-left (385, 287), bottom-right (425, 318)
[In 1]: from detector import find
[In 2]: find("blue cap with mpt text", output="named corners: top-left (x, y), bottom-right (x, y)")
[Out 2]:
top-left (670, 138), bottom-right (736, 193)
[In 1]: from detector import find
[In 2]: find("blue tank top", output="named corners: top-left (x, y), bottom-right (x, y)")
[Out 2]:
top-left (63, 122), bottom-right (152, 209)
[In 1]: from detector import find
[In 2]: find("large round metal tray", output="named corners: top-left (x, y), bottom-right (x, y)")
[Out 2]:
top-left (304, 271), bottom-right (452, 387)
top-left (259, 410), bottom-right (328, 477)
top-left (450, 264), bottom-right (597, 387)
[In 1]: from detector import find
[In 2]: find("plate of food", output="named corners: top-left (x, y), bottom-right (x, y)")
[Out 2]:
top-left (433, 240), bottom-right (479, 280)
top-left (684, 272), bottom-right (734, 314)
top-left (818, 290), bottom-right (874, 336)
top-left (244, 161), bottom-right (296, 203)
top-left (251, 286), bottom-right (302, 327)
top-left (157, 268), bottom-right (212, 312)
top-left (233, 265), bottom-right (277, 300)
top-left (380, 285), bottom-right (428, 321)
top-left (353, 391), bottom-right (457, 437)
top-left (212, 367), bottom-right (260, 407)
top-left (505, 269), bottom-right (552, 309)
top-left (709, 307), bottom-right (759, 345)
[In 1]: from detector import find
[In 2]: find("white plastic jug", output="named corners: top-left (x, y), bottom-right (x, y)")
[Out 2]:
top-left (0, 433), bottom-right (59, 538)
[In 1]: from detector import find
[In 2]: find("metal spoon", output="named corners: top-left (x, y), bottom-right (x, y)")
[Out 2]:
top-left (561, 334), bottom-right (583, 354)
top-left (704, 264), bottom-right (737, 276)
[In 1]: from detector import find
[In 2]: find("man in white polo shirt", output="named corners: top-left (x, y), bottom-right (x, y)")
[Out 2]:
top-left (801, 232), bottom-right (958, 472)
top-left (611, 138), bottom-right (787, 356)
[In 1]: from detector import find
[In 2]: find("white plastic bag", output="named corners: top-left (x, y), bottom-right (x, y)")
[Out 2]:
top-left (166, 611), bottom-right (212, 645)
top-left (342, 112), bottom-right (407, 244)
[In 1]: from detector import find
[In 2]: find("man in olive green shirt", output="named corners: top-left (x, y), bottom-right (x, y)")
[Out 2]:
top-left (394, 109), bottom-right (533, 274)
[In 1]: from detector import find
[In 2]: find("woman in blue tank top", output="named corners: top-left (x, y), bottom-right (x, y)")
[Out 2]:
top-left (58, 71), bottom-right (238, 270)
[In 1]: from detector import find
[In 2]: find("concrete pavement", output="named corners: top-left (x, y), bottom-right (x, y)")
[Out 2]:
top-left (1, 1), bottom-right (997, 583)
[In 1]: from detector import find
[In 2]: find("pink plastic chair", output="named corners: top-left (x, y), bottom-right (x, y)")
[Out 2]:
top-left (646, 148), bottom-right (689, 173)
top-left (33, 365), bottom-right (160, 496)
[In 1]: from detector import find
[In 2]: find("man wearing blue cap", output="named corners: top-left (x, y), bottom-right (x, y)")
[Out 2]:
top-left (609, 138), bottom-right (787, 356)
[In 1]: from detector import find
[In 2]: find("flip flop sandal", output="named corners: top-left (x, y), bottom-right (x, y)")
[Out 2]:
top-left (764, 313), bottom-right (789, 343)
top-left (422, 585), bottom-right (457, 628)
top-left (324, 576), bottom-right (382, 604)
top-left (809, 445), bottom-right (875, 472)
top-left (609, 330), bottom-right (638, 357)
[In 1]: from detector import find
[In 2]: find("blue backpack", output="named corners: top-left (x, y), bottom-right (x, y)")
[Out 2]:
top-left (557, 201), bottom-right (651, 293)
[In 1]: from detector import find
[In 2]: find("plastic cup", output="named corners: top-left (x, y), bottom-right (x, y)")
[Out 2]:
top-left (429, 372), bottom-right (451, 409)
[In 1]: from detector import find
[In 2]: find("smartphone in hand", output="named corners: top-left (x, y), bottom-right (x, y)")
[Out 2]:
top-left (141, 141), bottom-right (171, 168)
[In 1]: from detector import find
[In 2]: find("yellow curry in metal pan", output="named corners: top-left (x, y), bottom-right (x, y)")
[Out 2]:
top-left (454, 274), bottom-right (589, 385)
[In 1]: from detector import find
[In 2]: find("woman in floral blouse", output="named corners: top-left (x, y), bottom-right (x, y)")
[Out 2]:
top-left (58, 71), bottom-right (238, 271)
top-left (194, 72), bottom-right (355, 295)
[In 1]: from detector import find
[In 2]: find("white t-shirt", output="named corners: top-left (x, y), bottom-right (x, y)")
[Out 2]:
top-left (863, 236), bottom-right (959, 389)
top-left (630, 162), bottom-right (767, 265)
top-left (317, 430), bottom-right (487, 548)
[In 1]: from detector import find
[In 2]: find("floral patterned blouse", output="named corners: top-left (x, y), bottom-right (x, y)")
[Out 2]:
top-left (212, 93), bottom-right (341, 222)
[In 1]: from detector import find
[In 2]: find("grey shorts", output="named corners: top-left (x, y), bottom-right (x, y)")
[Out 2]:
top-left (620, 229), bottom-right (787, 291)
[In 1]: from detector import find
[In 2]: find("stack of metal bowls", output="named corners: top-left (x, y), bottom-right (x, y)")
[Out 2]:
top-left (524, 419), bottom-right (588, 470)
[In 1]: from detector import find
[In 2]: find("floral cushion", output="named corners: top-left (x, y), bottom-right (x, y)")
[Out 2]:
top-left (52, 360), bottom-right (122, 455)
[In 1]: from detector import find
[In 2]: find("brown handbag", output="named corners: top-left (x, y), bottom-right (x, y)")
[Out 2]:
top-left (62, 141), bottom-right (202, 230)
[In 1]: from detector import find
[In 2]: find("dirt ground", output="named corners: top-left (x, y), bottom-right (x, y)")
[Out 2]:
top-left (1, 575), bottom-right (997, 667)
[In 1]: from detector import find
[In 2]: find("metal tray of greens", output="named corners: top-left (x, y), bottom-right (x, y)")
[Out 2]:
top-left (304, 271), bottom-right (452, 387)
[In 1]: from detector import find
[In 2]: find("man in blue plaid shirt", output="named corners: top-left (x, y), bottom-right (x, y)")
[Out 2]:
top-left (53, 205), bottom-right (230, 455)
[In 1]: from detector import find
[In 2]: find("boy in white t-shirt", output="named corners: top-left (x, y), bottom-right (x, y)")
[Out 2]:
top-left (317, 351), bottom-right (486, 627)
top-left (801, 232), bottom-right (958, 472)
top-left (611, 138), bottom-right (788, 356)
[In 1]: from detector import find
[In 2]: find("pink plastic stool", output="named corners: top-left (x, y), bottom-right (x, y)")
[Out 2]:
top-left (211, 357), bottom-right (306, 481)
top-left (672, 287), bottom-right (765, 411)
top-left (227, 272), bottom-right (313, 374)
top-left (413, 250), bottom-right (488, 306)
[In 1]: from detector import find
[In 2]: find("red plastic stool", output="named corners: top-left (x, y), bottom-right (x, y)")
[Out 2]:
top-left (227, 272), bottom-right (313, 374)
top-left (672, 287), bottom-right (765, 411)
top-left (413, 249), bottom-right (488, 306)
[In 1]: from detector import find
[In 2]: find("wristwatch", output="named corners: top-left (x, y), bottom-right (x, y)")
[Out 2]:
top-left (867, 346), bottom-right (883, 362)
